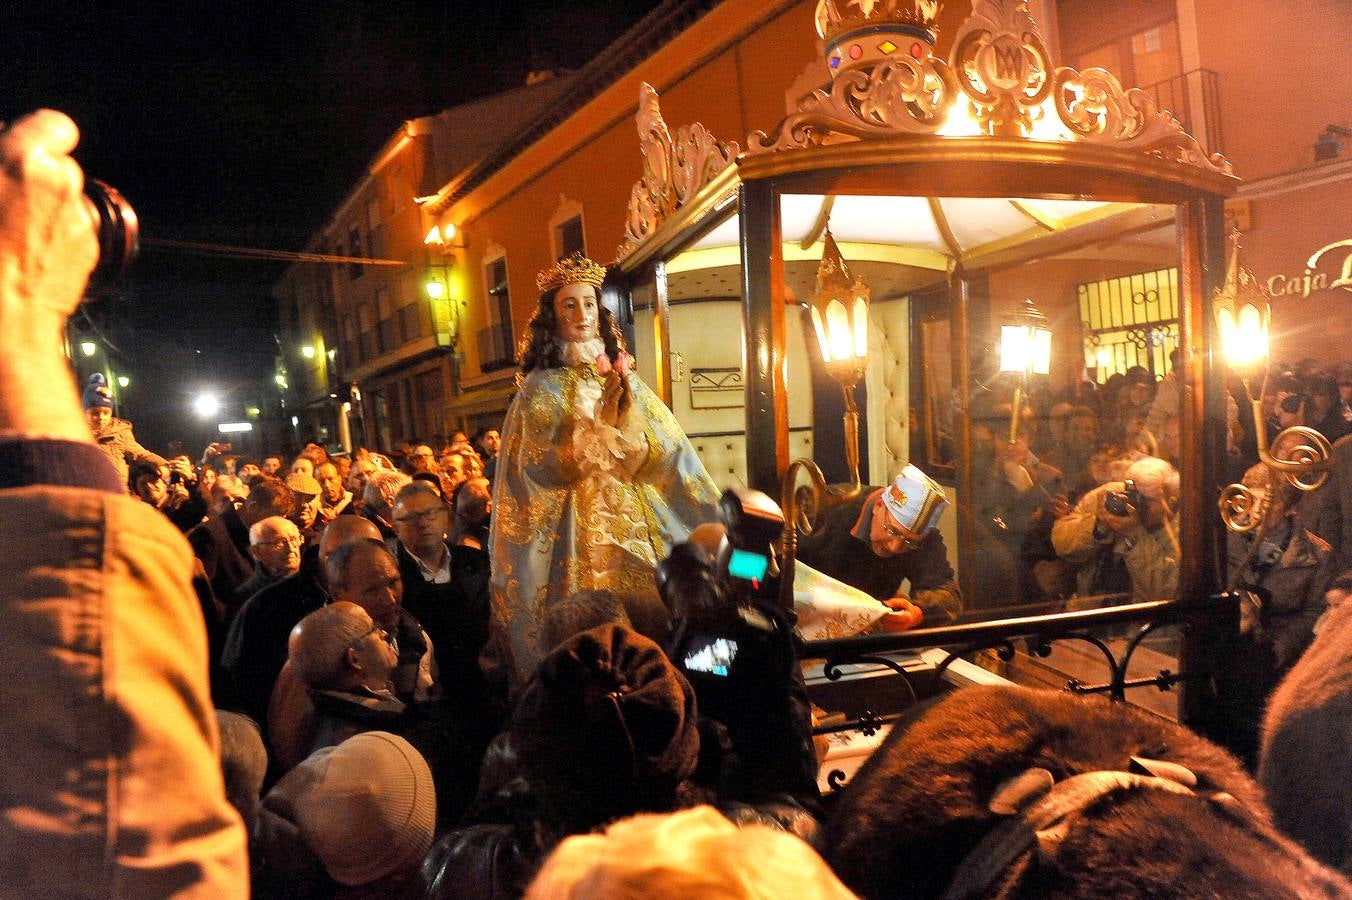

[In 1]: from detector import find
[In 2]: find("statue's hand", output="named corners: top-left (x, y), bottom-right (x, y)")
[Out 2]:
top-left (599, 369), bottom-right (631, 426)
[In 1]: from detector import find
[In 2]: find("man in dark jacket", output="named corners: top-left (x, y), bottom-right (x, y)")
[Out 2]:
top-left (221, 515), bottom-right (381, 728)
top-left (391, 481), bottom-right (494, 716)
top-left (189, 478), bottom-right (296, 618)
top-left (797, 465), bottom-right (962, 629)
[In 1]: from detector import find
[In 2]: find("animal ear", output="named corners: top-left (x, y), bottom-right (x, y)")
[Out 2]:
top-left (1129, 756), bottom-right (1198, 787)
top-left (988, 767), bottom-right (1055, 815)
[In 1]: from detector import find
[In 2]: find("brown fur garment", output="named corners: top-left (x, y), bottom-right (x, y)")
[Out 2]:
top-left (821, 685), bottom-right (1350, 899)
top-left (1261, 595), bottom-right (1352, 877)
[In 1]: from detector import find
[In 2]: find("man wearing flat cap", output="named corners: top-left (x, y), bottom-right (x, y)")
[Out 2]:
top-left (798, 465), bottom-right (962, 631)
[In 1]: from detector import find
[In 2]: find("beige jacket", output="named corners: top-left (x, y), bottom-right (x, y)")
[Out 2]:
top-left (1050, 481), bottom-right (1180, 603)
top-left (0, 485), bottom-right (248, 897)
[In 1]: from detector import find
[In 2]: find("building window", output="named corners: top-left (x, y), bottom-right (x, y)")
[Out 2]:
top-left (399, 302), bottom-right (423, 343)
top-left (348, 227), bottom-right (364, 280)
top-left (376, 288), bottom-right (396, 353)
top-left (367, 197), bottom-right (385, 258)
top-left (417, 370), bottom-right (445, 438)
top-left (557, 215), bottom-right (585, 258)
top-left (388, 165), bottom-right (408, 216)
top-left (1078, 267), bottom-right (1179, 381)
top-left (358, 302), bottom-right (377, 361)
top-left (480, 256), bottom-right (514, 370)
top-left (342, 314), bottom-right (358, 369)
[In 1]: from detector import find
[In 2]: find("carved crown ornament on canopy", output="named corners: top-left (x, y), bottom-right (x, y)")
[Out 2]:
top-left (617, 0), bottom-right (1233, 261)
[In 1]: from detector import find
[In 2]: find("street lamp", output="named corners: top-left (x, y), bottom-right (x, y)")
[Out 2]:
top-left (301, 345), bottom-right (316, 360)
top-left (117, 375), bottom-right (130, 388)
top-left (998, 298), bottom-right (1053, 442)
top-left (193, 392), bottom-right (220, 418)
top-left (80, 341), bottom-right (97, 357)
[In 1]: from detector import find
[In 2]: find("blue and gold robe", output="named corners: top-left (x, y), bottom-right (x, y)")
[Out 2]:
top-left (488, 362), bottom-right (720, 680)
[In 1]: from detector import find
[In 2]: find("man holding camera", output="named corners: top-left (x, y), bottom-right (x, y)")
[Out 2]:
top-left (0, 111), bottom-right (246, 894)
top-left (1051, 455), bottom-right (1181, 603)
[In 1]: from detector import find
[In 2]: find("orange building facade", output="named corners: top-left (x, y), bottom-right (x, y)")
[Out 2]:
top-left (281, 0), bottom-right (1351, 454)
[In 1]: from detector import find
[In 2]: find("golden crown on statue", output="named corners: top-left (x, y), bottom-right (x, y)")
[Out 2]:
top-left (535, 252), bottom-right (608, 293)
top-left (815, 0), bottom-right (943, 74)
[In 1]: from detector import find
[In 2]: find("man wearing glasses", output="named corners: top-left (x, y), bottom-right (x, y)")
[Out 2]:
top-left (391, 481), bottom-right (493, 717)
top-left (796, 466), bottom-right (963, 631)
top-left (234, 516), bottom-right (304, 607)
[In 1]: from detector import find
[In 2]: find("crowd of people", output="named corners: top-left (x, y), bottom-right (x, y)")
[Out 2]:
top-left (6, 110), bottom-right (1352, 898)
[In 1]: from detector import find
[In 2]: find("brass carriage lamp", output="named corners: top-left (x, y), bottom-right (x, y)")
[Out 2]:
top-left (1215, 234), bottom-right (1330, 532)
top-left (777, 229), bottom-right (872, 611)
top-left (1216, 302), bottom-right (1267, 376)
top-left (998, 298), bottom-right (1052, 442)
top-left (808, 229), bottom-right (871, 487)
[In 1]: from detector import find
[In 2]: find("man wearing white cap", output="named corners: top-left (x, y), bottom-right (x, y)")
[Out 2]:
top-left (798, 465), bottom-right (962, 630)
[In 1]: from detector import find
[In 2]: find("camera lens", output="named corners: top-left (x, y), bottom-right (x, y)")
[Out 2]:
top-left (83, 179), bottom-right (139, 298)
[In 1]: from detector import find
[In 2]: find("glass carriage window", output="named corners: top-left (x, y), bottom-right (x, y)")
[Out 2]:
top-left (1079, 267), bottom-right (1180, 381)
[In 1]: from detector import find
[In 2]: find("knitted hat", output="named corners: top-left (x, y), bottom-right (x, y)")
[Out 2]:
top-left (513, 624), bottom-right (700, 826)
top-left (260, 731), bottom-right (435, 886)
top-left (880, 464), bottom-right (949, 539)
top-left (285, 471), bottom-right (321, 503)
top-left (82, 372), bottom-right (114, 410)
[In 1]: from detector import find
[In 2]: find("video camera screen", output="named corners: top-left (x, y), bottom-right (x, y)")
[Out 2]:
top-left (682, 636), bottom-right (740, 677)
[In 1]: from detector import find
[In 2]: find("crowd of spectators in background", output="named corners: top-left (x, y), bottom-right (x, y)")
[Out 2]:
top-left (6, 112), bottom-right (1352, 898)
top-left (91, 349), bottom-right (1352, 897)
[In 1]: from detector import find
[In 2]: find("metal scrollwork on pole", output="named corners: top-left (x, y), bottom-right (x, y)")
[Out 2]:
top-left (1216, 231), bottom-right (1332, 532)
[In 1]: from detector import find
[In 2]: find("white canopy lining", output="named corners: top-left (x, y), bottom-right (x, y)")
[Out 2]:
top-left (680, 194), bottom-right (1171, 269)
top-left (664, 194), bottom-right (1178, 302)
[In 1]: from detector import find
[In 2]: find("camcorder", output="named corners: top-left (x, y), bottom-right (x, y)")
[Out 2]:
top-left (84, 179), bottom-right (139, 298)
top-left (1105, 478), bottom-right (1141, 517)
top-left (658, 487), bottom-right (787, 679)
top-left (660, 489), bottom-right (819, 801)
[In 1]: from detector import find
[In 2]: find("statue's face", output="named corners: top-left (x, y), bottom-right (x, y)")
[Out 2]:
top-left (553, 282), bottom-right (599, 343)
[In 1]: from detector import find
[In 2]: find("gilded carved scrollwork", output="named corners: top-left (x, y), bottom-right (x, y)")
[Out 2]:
top-left (618, 82), bottom-right (739, 259)
top-left (950, 0), bottom-right (1053, 138)
top-left (1051, 66), bottom-right (1233, 175)
top-left (747, 55), bottom-right (957, 153)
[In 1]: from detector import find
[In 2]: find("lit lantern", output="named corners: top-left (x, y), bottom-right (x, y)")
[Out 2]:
top-left (1216, 300), bottom-right (1268, 375)
top-left (999, 298), bottom-right (1052, 442)
top-left (1000, 298), bottom-right (1052, 377)
top-left (809, 229), bottom-right (870, 387)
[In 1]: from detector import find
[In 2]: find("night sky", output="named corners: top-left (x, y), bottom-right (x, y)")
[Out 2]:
top-left (4, 0), bottom-right (662, 451)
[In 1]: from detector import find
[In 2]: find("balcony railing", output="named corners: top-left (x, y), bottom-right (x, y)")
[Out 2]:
top-left (478, 324), bottom-right (516, 371)
top-left (1140, 68), bottom-right (1223, 155)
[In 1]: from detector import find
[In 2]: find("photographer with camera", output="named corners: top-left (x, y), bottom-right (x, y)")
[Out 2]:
top-left (660, 489), bottom-right (820, 808)
top-left (1051, 454), bottom-right (1181, 604)
top-left (130, 457), bottom-right (207, 532)
top-left (0, 110), bottom-right (246, 894)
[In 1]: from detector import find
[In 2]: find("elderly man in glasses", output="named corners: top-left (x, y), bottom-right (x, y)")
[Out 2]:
top-left (233, 515), bottom-right (304, 606)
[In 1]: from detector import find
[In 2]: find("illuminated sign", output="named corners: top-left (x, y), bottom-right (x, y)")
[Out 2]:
top-left (1267, 238), bottom-right (1352, 299)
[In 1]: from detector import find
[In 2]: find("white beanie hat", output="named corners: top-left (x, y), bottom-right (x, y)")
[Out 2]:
top-left (261, 731), bottom-right (435, 886)
top-left (880, 464), bottom-right (949, 538)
